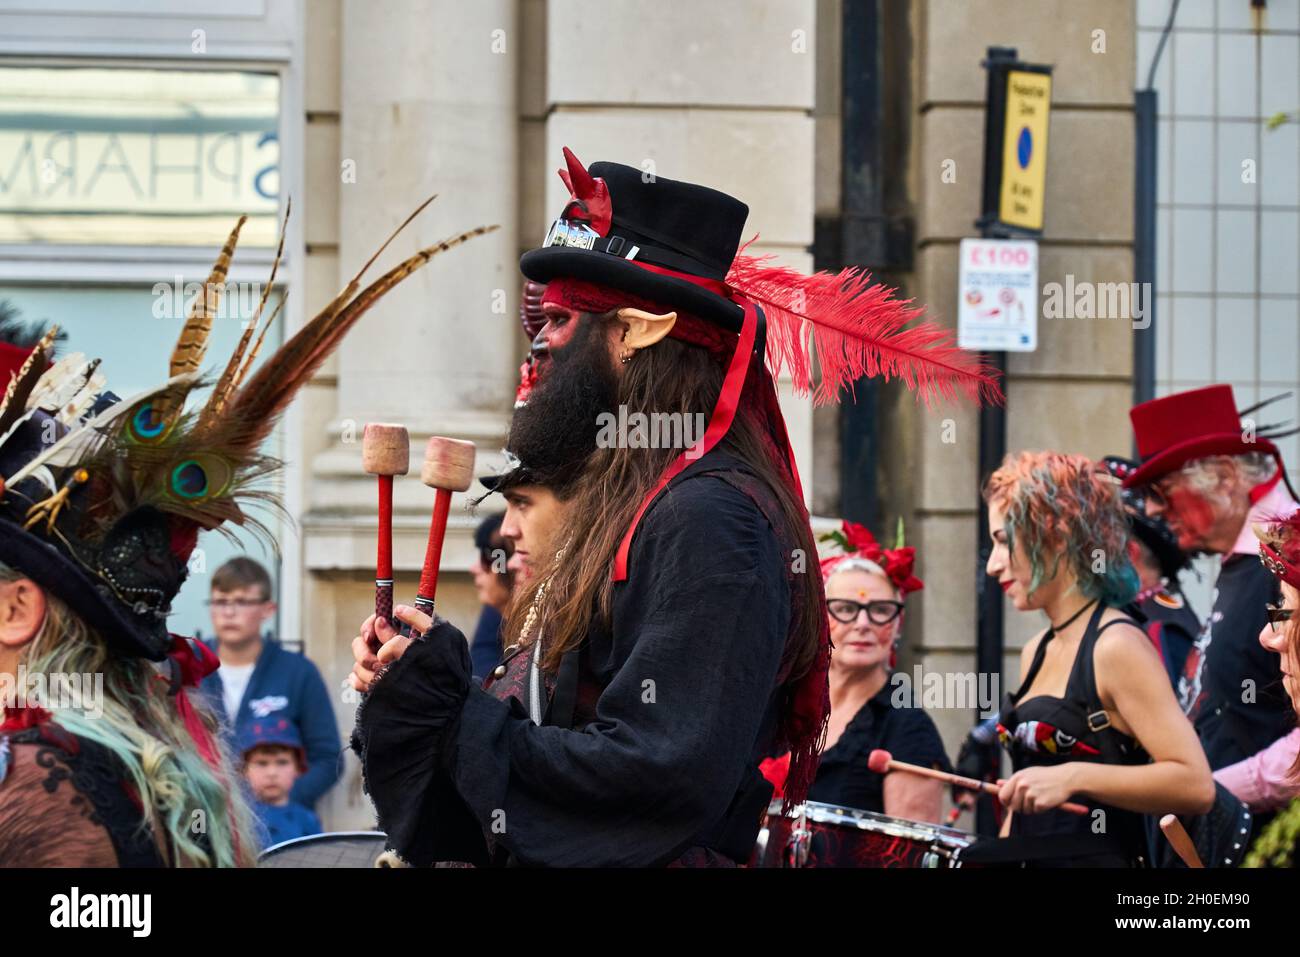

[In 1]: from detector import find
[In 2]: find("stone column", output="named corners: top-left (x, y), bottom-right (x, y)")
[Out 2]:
top-left (538, 0), bottom-right (819, 503)
top-left (303, 0), bottom-right (519, 828)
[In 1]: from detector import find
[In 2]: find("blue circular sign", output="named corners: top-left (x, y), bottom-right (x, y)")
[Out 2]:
top-left (1017, 127), bottom-right (1033, 169)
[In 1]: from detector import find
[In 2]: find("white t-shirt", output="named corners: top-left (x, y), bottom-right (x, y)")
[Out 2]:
top-left (221, 663), bottom-right (255, 719)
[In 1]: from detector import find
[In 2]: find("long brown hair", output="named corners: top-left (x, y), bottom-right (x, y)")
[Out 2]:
top-left (502, 318), bottom-right (823, 684)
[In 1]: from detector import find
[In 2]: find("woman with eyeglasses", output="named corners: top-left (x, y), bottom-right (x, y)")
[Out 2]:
top-left (983, 451), bottom-right (1214, 867)
top-left (1213, 516), bottom-right (1300, 820)
top-left (797, 522), bottom-right (951, 823)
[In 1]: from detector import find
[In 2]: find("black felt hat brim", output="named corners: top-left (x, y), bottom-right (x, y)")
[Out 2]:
top-left (0, 524), bottom-right (169, 661)
top-left (519, 247), bottom-right (743, 332)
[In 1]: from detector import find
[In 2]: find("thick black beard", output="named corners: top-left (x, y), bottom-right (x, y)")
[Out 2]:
top-left (507, 316), bottom-right (619, 487)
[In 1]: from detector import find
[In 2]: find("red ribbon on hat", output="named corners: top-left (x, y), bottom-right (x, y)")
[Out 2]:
top-left (161, 635), bottom-right (223, 770)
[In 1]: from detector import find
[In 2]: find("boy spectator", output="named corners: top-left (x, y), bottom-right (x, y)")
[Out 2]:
top-left (200, 557), bottom-right (341, 811)
top-left (240, 718), bottom-right (322, 849)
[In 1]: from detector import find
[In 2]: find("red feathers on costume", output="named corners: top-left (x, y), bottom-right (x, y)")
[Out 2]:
top-left (726, 249), bottom-right (1004, 408)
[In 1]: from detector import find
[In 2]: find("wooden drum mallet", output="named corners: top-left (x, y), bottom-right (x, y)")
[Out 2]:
top-left (869, 748), bottom-right (1092, 817)
top-left (1159, 813), bottom-right (1204, 868)
top-left (362, 423), bottom-right (410, 629)
top-left (406, 436), bottom-right (476, 634)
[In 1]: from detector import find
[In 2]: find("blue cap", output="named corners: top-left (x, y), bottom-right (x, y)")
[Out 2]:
top-left (238, 717), bottom-right (306, 768)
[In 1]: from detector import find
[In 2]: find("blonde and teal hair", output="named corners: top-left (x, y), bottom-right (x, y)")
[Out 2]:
top-left (982, 450), bottom-right (1139, 607)
top-left (1, 563), bottom-right (258, 867)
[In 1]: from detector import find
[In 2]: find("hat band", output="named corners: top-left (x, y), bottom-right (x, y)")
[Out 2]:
top-left (1260, 541), bottom-right (1300, 589)
top-left (542, 217), bottom-right (728, 281)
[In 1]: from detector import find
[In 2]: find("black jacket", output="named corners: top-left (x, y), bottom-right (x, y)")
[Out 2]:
top-left (352, 450), bottom-right (801, 866)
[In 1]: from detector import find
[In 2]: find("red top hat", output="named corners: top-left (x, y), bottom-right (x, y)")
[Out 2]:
top-left (1124, 384), bottom-right (1279, 489)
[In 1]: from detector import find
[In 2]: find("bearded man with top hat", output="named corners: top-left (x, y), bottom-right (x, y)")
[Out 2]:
top-left (347, 149), bottom-right (1001, 867)
top-left (1124, 386), bottom-right (1300, 810)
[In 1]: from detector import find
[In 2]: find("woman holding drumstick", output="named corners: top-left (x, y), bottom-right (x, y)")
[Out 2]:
top-left (762, 521), bottom-right (951, 823)
top-left (982, 451), bottom-right (1213, 866)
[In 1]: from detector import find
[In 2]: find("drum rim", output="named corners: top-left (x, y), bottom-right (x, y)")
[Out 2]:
top-left (258, 829), bottom-right (388, 859)
top-left (768, 799), bottom-right (974, 847)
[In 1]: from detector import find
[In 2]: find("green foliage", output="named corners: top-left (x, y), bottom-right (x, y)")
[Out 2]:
top-left (1243, 797), bottom-right (1300, 868)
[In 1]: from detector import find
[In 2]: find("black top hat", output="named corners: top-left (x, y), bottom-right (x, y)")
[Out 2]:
top-left (519, 152), bottom-right (749, 331)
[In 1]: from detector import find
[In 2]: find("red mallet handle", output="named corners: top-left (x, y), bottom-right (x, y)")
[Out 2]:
top-left (408, 436), bottom-right (476, 631)
top-left (362, 423), bottom-right (410, 636)
top-left (868, 749), bottom-right (1090, 817)
top-left (1159, 813), bottom-right (1204, 868)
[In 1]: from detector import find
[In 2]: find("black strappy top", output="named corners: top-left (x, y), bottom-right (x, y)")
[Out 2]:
top-left (996, 602), bottom-right (1149, 867)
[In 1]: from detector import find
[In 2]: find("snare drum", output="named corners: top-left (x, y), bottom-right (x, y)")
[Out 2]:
top-left (258, 831), bottom-right (395, 868)
top-left (751, 800), bottom-right (977, 868)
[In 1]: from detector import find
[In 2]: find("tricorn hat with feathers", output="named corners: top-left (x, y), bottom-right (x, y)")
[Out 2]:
top-left (0, 200), bottom-right (496, 661)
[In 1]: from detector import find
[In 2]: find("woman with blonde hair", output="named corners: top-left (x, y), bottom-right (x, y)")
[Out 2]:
top-left (0, 564), bottom-right (257, 866)
top-left (982, 450), bottom-right (1213, 866)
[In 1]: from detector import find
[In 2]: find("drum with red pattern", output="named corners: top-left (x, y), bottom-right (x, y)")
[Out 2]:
top-left (752, 800), bottom-right (978, 868)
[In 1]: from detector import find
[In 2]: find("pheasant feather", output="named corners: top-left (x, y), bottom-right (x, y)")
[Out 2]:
top-left (203, 202), bottom-right (290, 427)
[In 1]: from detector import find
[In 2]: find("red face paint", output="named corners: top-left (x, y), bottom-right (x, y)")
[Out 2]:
top-left (532, 306), bottom-right (584, 380)
top-left (1165, 484), bottom-right (1218, 550)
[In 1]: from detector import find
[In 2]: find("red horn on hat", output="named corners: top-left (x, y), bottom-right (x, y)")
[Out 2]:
top-left (557, 146), bottom-right (612, 234)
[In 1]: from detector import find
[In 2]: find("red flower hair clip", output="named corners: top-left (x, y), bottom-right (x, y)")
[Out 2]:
top-left (819, 520), bottom-right (924, 595)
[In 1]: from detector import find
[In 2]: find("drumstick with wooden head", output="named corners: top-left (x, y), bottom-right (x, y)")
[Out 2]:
top-left (362, 423), bottom-right (410, 635)
top-left (868, 749), bottom-right (1091, 817)
top-left (1159, 813), bottom-right (1204, 868)
top-left (404, 436), bottom-right (476, 635)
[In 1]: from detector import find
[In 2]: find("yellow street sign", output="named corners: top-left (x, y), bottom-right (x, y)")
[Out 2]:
top-left (998, 70), bottom-right (1052, 231)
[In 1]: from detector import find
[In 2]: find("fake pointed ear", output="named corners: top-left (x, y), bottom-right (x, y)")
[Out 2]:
top-left (617, 307), bottom-right (677, 351)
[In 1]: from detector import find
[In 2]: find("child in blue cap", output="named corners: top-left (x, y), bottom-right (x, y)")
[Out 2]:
top-left (239, 718), bottom-right (322, 850)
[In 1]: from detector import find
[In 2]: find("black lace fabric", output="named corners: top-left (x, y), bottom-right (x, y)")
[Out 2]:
top-left (0, 727), bottom-right (164, 867)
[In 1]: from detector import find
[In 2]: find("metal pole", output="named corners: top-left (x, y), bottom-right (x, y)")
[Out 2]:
top-left (973, 45), bottom-right (1017, 837)
top-left (1133, 89), bottom-right (1158, 413)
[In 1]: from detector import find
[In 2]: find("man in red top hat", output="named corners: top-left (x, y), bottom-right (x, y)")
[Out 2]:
top-left (348, 149), bottom-right (1000, 866)
top-left (1124, 385), bottom-right (1299, 791)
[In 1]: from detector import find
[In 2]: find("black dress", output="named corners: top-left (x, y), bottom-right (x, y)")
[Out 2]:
top-left (994, 603), bottom-right (1149, 867)
top-left (807, 682), bottom-right (952, 814)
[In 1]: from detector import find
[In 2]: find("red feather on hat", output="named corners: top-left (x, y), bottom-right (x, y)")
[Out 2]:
top-left (726, 246), bottom-right (1004, 408)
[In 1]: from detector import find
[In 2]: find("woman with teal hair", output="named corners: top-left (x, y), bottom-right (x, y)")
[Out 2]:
top-left (0, 563), bottom-right (257, 866)
top-left (978, 450), bottom-right (1214, 867)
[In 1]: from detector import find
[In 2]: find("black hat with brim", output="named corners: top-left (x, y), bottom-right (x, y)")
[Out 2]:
top-left (518, 160), bottom-right (748, 332)
top-left (0, 417), bottom-right (177, 662)
top-left (0, 520), bottom-right (172, 662)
